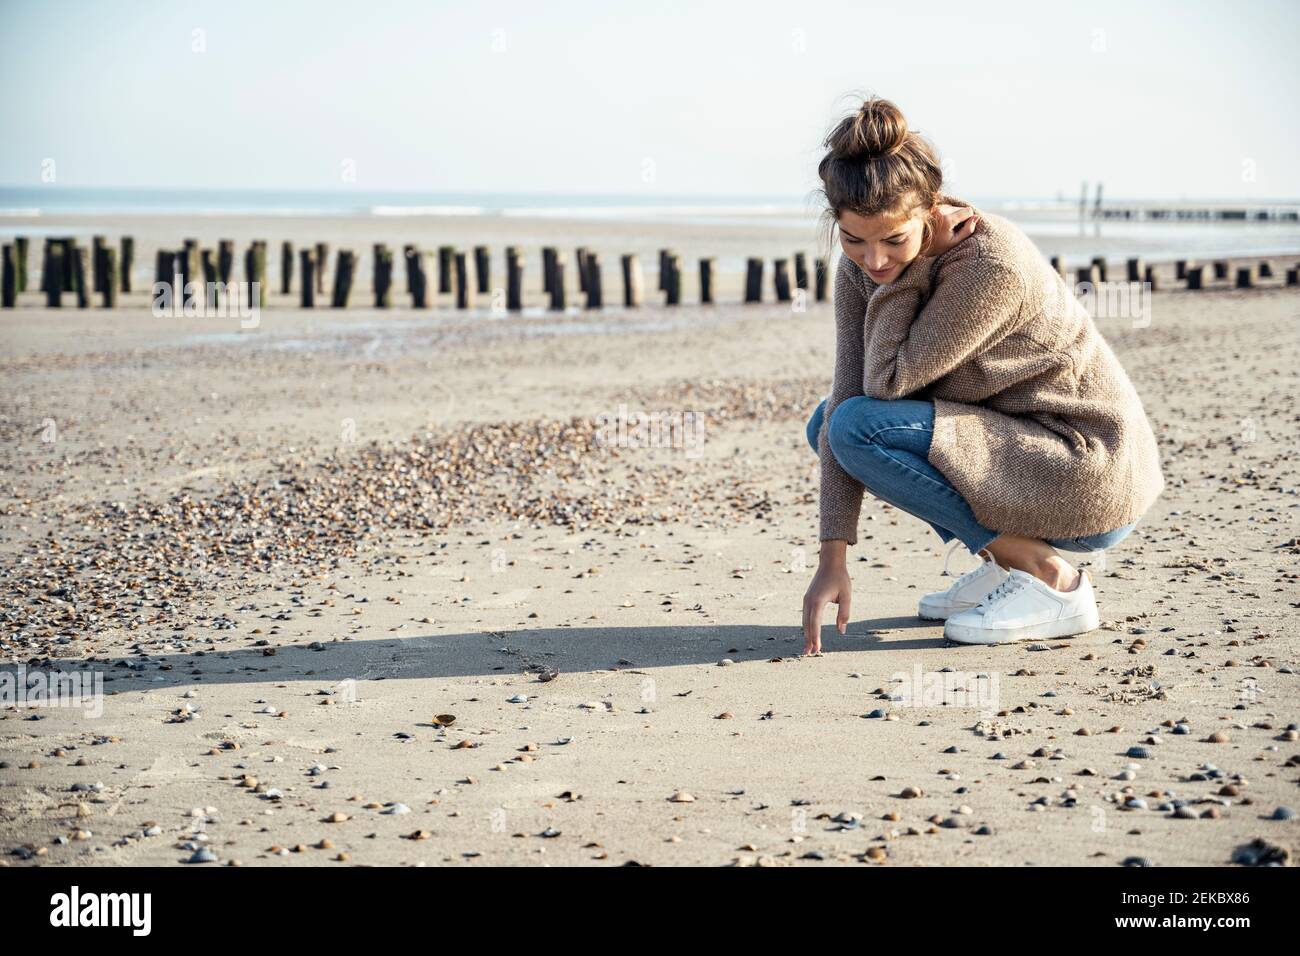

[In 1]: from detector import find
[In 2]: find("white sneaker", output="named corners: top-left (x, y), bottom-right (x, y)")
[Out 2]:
top-left (943, 568), bottom-right (1100, 645)
top-left (917, 543), bottom-right (1010, 621)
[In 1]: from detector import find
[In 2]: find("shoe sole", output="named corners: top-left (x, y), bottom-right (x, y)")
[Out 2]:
top-left (917, 597), bottom-right (985, 621)
top-left (943, 607), bottom-right (1101, 646)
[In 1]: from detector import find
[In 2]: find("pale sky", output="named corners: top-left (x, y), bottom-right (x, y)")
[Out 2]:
top-left (2, 0), bottom-right (1297, 199)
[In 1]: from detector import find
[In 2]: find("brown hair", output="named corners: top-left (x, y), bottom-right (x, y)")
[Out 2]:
top-left (813, 95), bottom-right (944, 262)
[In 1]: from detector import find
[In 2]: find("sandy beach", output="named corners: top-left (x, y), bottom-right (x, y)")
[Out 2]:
top-left (1, 224), bottom-right (1297, 867)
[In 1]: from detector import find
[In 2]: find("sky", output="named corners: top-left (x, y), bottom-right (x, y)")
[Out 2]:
top-left (1, 0), bottom-right (1297, 200)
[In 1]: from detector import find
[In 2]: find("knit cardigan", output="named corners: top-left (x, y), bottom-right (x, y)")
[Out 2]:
top-left (818, 194), bottom-right (1165, 546)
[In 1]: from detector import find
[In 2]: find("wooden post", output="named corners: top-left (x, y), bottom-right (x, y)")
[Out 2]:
top-left (102, 248), bottom-right (118, 308)
top-left (218, 240), bottom-right (234, 284)
top-left (315, 242), bottom-right (329, 294)
top-left (1049, 255), bottom-right (1066, 280)
top-left (576, 247), bottom-right (590, 296)
top-left (1213, 260), bottom-right (1229, 280)
top-left (814, 258), bottom-right (828, 301)
top-left (583, 252), bottom-right (602, 309)
top-left (744, 258), bottom-right (763, 303)
top-left (474, 245), bottom-right (490, 293)
top-left (300, 250), bottom-right (316, 308)
top-left (409, 248), bottom-right (428, 308)
top-left (15, 237), bottom-right (28, 292)
top-left (548, 252), bottom-right (567, 311)
top-left (620, 254), bottom-right (642, 308)
top-left (438, 245), bottom-right (454, 294)
top-left (506, 246), bottom-right (524, 312)
top-left (1090, 256), bottom-right (1107, 283)
top-left (44, 241), bottom-right (64, 307)
top-left (455, 250), bottom-right (475, 309)
top-left (1126, 258), bottom-right (1144, 282)
top-left (281, 241), bottom-right (294, 294)
top-left (657, 249), bottom-right (673, 291)
top-left (1076, 265), bottom-right (1100, 288)
top-left (201, 248), bottom-right (218, 286)
top-left (1175, 259), bottom-right (1190, 280)
top-left (177, 241), bottom-right (198, 309)
top-left (664, 254), bottom-right (681, 306)
top-left (120, 236), bottom-right (133, 292)
top-left (373, 244), bottom-right (393, 308)
top-left (1143, 264), bottom-right (1159, 291)
top-left (699, 257), bottom-right (714, 305)
top-left (1, 245), bottom-right (15, 307)
top-left (541, 247), bottom-right (555, 295)
top-left (794, 252), bottom-right (808, 291)
top-left (246, 241), bottom-right (268, 308)
top-left (331, 250), bottom-right (355, 307)
top-left (59, 238), bottom-right (75, 291)
top-left (1186, 265), bottom-right (1206, 290)
top-left (73, 246), bottom-right (90, 307)
top-left (1258, 260), bottom-right (1273, 279)
top-left (1235, 265), bottom-right (1254, 288)
top-left (1286, 266), bottom-right (1298, 286)
top-left (773, 258), bottom-right (792, 302)
top-left (92, 235), bottom-right (107, 293)
top-left (155, 250), bottom-right (174, 293)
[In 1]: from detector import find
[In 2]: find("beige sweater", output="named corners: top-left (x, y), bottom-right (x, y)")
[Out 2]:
top-left (818, 194), bottom-right (1165, 545)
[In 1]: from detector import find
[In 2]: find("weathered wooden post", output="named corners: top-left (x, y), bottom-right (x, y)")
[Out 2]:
top-left (1213, 260), bottom-right (1229, 280)
top-left (621, 253), bottom-right (643, 307)
top-left (217, 239), bottom-right (234, 284)
top-left (794, 252), bottom-right (808, 291)
top-left (455, 250), bottom-right (476, 309)
top-left (92, 235), bottom-right (107, 293)
top-left (548, 251), bottom-right (567, 311)
top-left (373, 244), bottom-right (393, 308)
top-left (1287, 266), bottom-right (1298, 286)
top-left (576, 247), bottom-right (590, 297)
top-left (815, 257), bottom-right (828, 301)
top-left (663, 254), bottom-right (681, 305)
top-left (331, 250), bottom-right (355, 308)
top-left (583, 252), bottom-right (602, 309)
top-left (1, 245), bottom-right (15, 307)
top-left (1143, 264), bottom-right (1159, 291)
top-left (155, 250), bottom-right (174, 294)
top-left (315, 242), bottom-right (329, 294)
top-left (177, 241), bottom-right (199, 309)
top-left (1235, 265), bottom-right (1255, 288)
top-left (201, 249), bottom-right (218, 286)
top-left (409, 248), bottom-right (429, 308)
top-left (1126, 258), bottom-right (1145, 282)
top-left (1049, 255), bottom-right (1066, 280)
top-left (300, 250), bottom-right (316, 308)
top-left (1090, 256), bottom-right (1107, 283)
top-left (1258, 260), bottom-right (1273, 279)
top-left (1076, 264), bottom-right (1101, 288)
top-left (101, 248), bottom-right (118, 308)
top-left (541, 247), bottom-right (555, 295)
top-left (246, 241), bottom-right (268, 308)
top-left (773, 258), bottom-right (792, 302)
top-left (59, 238), bottom-right (76, 291)
top-left (474, 245), bottom-right (490, 293)
top-left (1175, 259), bottom-right (1190, 280)
top-left (744, 258), bottom-right (763, 303)
top-left (120, 236), bottom-right (133, 292)
top-left (15, 237), bottom-right (28, 292)
top-left (43, 241), bottom-right (65, 307)
top-left (438, 245), bottom-right (454, 294)
top-left (657, 249), bottom-right (673, 291)
top-left (73, 246), bottom-right (90, 307)
top-left (699, 257), bottom-right (715, 305)
top-left (1186, 265), bottom-right (1206, 290)
top-left (280, 241), bottom-right (294, 294)
top-left (506, 246), bottom-right (524, 312)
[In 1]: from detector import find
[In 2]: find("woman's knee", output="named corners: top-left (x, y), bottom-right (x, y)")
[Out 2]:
top-left (806, 399), bottom-right (827, 453)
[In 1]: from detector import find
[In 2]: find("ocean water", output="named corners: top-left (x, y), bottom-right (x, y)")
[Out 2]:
top-left (2, 187), bottom-right (1298, 263)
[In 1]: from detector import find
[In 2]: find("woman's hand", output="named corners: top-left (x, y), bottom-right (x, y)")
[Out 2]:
top-left (924, 203), bottom-right (980, 258)
top-left (801, 556), bottom-right (852, 654)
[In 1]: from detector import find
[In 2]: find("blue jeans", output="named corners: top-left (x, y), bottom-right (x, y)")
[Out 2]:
top-left (807, 396), bottom-right (1138, 555)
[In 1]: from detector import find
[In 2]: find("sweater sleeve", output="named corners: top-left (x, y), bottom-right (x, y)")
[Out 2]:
top-left (862, 252), bottom-right (1026, 400)
top-left (818, 257), bottom-right (875, 545)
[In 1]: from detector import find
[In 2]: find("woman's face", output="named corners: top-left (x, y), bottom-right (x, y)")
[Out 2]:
top-left (836, 205), bottom-right (930, 284)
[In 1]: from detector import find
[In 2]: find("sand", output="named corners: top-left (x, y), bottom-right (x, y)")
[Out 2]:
top-left (1, 246), bottom-right (1297, 866)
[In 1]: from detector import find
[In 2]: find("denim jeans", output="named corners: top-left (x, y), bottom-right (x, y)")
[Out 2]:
top-left (807, 396), bottom-right (1139, 555)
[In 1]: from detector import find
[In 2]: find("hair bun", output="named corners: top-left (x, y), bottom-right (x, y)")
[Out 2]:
top-left (838, 96), bottom-right (909, 160)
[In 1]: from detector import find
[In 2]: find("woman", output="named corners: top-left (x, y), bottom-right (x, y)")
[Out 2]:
top-left (801, 96), bottom-right (1164, 651)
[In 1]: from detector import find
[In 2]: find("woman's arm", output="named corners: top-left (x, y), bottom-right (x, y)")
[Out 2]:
top-left (863, 250), bottom-right (1027, 400)
top-left (818, 256), bottom-right (875, 546)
